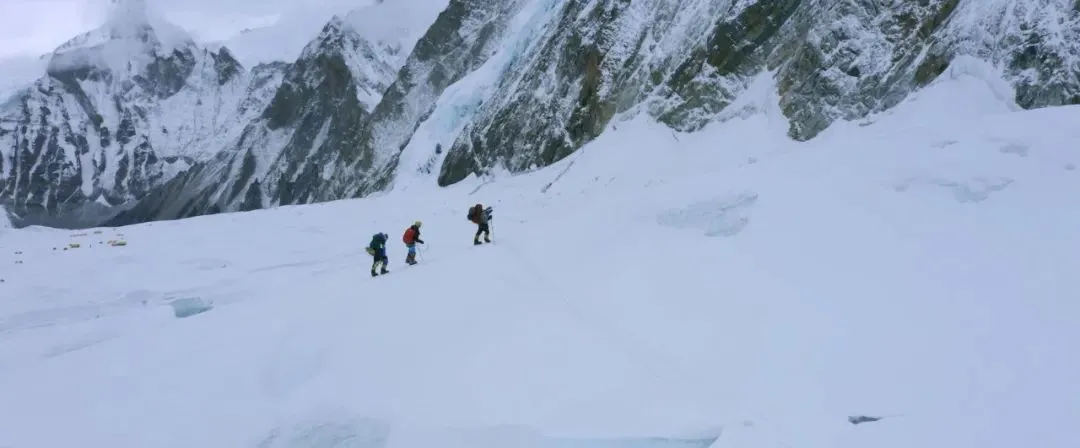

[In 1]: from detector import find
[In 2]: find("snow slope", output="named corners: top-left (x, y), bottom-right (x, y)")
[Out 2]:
top-left (0, 61), bottom-right (1077, 447)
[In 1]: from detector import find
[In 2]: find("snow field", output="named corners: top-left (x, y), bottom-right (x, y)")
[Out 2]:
top-left (0, 60), bottom-right (1078, 447)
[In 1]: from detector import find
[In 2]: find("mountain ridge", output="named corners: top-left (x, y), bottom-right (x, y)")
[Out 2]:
top-left (0, 0), bottom-right (268, 228)
top-left (3, 0), bottom-right (1078, 229)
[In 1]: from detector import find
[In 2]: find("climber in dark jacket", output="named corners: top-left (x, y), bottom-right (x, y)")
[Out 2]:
top-left (367, 232), bottom-right (389, 276)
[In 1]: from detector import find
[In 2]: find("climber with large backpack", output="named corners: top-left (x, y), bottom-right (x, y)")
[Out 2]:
top-left (467, 203), bottom-right (493, 245)
top-left (402, 221), bottom-right (425, 265)
top-left (366, 232), bottom-right (390, 276)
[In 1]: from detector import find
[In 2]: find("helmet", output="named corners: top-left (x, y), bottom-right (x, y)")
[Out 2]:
top-left (414, 221), bottom-right (422, 227)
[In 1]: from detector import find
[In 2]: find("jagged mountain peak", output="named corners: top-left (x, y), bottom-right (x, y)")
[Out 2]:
top-left (11, 0), bottom-right (1080, 229)
top-left (343, 0), bottom-right (450, 68)
top-left (291, 7), bottom-right (434, 112)
top-left (48, 0), bottom-right (196, 77)
top-left (0, 0), bottom-right (285, 228)
top-left (61, 0), bottom-right (193, 52)
top-left (298, 15), bottom-right (352, 58)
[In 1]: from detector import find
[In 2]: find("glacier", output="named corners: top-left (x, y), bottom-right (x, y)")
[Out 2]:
top-left (394, 0), bottom-right (565, 191)
top-left (0, 54), bottom-right (1077, 447)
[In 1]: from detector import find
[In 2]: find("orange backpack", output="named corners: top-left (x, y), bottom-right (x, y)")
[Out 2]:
top-left (467, 204), bottom-right (482, 223)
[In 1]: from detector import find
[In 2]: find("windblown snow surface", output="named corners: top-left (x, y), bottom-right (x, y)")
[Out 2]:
top-left (1, 58), bottom-right (1078, 448)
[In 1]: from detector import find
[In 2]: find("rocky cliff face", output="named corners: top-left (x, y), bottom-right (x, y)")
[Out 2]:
top-left (323, 0), bottom-right (532, 194)
top-left (438, 0), bottom-right (1080, 184)
top-left (8, 0), bottom-right (1080, 228)
top-left (0, 0), bottom-right (283, 227)
top-left (106, 16), bottom-right (404, 224)
top-left (107, 0), bottom-right (518, 224)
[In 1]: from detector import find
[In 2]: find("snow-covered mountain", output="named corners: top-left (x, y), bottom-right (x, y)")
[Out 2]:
top-left (0, 0), bottom-right (285, 227)
top-left (6, 0), bottom-right (1080, 228)
top-left (105, 0), bottom-right (447, 224)
top-left (435, 0), bottom-right (1080, 185)
top-left (204, 1), bottom-right (355, 68)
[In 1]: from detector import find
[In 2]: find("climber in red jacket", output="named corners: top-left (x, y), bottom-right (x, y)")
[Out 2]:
top-left (402, 221), bottom-right (425, 265)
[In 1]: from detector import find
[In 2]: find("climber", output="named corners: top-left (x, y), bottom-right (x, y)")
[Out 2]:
top-left (402, 221), bottom-right (425, 265)
top-left (467, 203), bottom-right (493, 244)
top-left (366, 232), bottom-right (389, 276)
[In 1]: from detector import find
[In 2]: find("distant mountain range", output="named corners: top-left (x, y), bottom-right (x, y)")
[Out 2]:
top-left (2, 0), bottom-right (1077, 228)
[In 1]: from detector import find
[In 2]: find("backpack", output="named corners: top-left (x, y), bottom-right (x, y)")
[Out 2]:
top-left (402, 226), bottom-right (416, 244)
top-left (467, 204), bottom-right (481, 222)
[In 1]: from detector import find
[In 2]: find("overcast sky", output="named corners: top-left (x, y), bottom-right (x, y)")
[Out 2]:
top-left (0, 0), bottom-right (364, 59)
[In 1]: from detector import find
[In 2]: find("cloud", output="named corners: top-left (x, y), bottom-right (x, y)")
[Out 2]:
top-left (162, 0), bottom-right (367, 42)
top-left (0, 0), bottom-right (364, 59)
top-left (0, 0), bottom-right (105, 58)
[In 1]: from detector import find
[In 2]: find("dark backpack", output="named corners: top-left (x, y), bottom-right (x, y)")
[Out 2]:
top-left (467, 205), bottom-right (481, 222)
